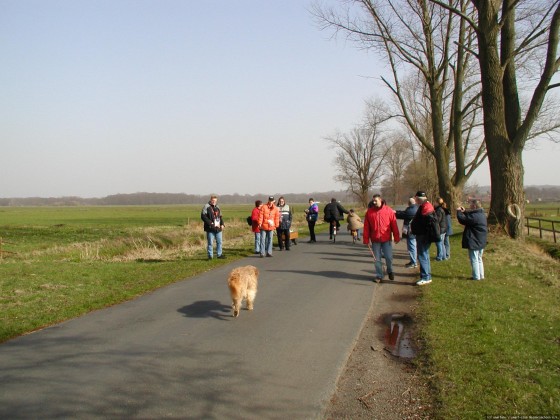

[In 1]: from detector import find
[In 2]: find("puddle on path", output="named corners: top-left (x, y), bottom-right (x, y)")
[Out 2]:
top-left (382, 313), bottom-right (416, 359)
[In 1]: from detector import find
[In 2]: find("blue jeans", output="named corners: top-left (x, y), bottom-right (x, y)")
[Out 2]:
top-left (444, 233), bottom-right (451, 259)
top-left (407, 235), bottom-right (417, 265)
top-left (260, 230), bottom-right (273, 255)
top-left (469, 248), bottom-right (485, 280)
top-left (371, 241), bottom-right (393, 279)
top-left (435, 234), bottom-right (446, 260)
top-left (254, 231), bottom-right (262, 253)
top-left (206, 230), bottom-right (223, 258)
top-left (416, 235), bottom-right (432, 280)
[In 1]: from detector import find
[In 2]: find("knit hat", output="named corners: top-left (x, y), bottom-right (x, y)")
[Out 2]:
top-left (415, 191), bottom-right (427, 198)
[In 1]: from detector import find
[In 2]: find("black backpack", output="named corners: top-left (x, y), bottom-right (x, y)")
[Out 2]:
top-left (427, 213), bottom-right (441, 243)
top-left (246, 215), bottom-right (253, 226)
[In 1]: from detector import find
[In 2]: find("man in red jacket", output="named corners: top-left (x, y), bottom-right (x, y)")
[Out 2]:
top-left (363, 194), bottom-right (400, 283)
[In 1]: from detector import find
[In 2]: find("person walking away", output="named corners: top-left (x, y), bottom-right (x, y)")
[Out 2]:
top-left (324, 198), bottom-right (349, 239)
top-left (410, 191), bottom-right (435, 285)
top-left (396, 197), bottom-right (418, 268)
top-left (258, 196), bottom-right (280, 257)
top-left (251, 200), bottom-right (263, 254)
top-left (363, 194), bottom-right (400, 283)
top-left (434, 198), bottom-right (449, 261)
top-left (305, 198), bottom-right (319, 243)
top-left (201, 195), bottom-right (226, 260)
top-left (276, 196), bottom-right (292, 251)
top-left (346, 209), bottom-right (364, 241)
top-left (436, 197), bottom-right (453, 260)
top-left (457, 199), bottom-right (488, 280)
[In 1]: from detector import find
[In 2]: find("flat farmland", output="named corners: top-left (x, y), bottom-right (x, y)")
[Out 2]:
top-left (0, 205), bottom-right (282, 343)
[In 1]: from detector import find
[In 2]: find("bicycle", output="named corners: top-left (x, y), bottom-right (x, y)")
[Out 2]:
top-left (330, 220), bottom-right (338, 243)
top-left (350, 229), bottom-right (358, 244)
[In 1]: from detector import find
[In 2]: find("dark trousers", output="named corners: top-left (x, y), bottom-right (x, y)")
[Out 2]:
top-left (307, 220), bottom-right (316, 241)
top-left (276, 228), bottom-right (290, 249)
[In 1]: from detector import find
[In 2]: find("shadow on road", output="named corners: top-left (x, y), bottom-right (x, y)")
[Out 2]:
top-left (177, 300), bottom-right (231, 320)
top-left (268, 269), bottom-right (373, 283)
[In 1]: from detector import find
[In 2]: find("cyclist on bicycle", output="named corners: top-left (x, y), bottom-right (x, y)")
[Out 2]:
top-left (323, 198), bottom-right (349, 240)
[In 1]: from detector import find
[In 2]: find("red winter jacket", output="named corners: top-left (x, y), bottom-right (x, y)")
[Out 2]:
top-left (251, 206), bottom-right (261, 233)
top-left (363, 203), bottom-right (400, 244)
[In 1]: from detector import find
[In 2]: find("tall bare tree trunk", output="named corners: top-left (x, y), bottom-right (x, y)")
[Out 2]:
top-left (486, 140), bottom-right (525, 237)
top-left (474, 0), bottom-right (525, 238)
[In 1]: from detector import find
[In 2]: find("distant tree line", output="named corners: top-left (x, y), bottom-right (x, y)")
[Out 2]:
top-left (524, 186), bottom-right (560, 203)
top-left (0, 191), bottom-right (357, 207)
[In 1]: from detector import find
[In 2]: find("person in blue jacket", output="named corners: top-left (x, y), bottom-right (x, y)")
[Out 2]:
top-left (457, 199), bottom-right (488, 280)
top-left (304, 198), bottom-right (319, 243)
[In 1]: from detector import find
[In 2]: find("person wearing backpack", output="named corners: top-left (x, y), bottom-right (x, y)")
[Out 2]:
top-left (250, 200), bottom-right (263, 254)
top-left (410, 191), bottom-right (436, 286)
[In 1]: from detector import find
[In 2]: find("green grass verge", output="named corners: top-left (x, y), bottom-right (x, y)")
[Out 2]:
top-left (419, 231), bottom-right (560, 418)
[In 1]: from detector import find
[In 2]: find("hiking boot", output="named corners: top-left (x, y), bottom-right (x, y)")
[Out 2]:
top-left (217, 255), bottom-right (226, 259)
top-left (374, 277), bottom-right (382, 283)
top-left (405, 262), bottom-right (417, 268)
top-left (388, 272), bottom-right (395, 281)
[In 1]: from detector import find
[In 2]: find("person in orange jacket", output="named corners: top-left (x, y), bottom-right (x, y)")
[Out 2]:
top-left (258, 196), bottom-right (280, 257)
top-left (363, 194), bottom-right (400, 283)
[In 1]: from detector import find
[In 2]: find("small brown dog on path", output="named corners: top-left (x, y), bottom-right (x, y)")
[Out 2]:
top-left (227, 265), bottom-right (259, 317)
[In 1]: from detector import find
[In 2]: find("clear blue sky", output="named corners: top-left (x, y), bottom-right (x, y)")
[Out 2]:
top-left (1, 0), bottom-right (557, 198)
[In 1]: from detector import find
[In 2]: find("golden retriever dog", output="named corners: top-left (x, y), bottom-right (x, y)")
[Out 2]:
top-left (227, 265), bottom-right (259, 317)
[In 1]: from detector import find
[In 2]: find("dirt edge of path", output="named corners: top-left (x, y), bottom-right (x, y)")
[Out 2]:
top-left (324, 275), bottom-right (434, 419)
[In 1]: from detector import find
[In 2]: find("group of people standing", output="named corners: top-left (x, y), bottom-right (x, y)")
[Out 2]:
top-left (201, 191), bottom-right (488, 284)
top-left (396, 191), bottom-right (487, 285)
top-left (249, 196), bottom-right (293, 257)
top-left (202, 195), bottom-right (293, 259)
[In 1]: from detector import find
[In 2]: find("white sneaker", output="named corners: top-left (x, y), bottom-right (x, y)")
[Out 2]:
top-left (416, 279), bottom-right (432, 286)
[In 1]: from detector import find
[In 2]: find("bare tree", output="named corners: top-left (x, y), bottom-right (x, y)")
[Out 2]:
top-left (312, 0), bottom-right (487, 211)
top-left (430, 0), bottom-right (560, 238)
top-left (380, 134), bottom-right (414, 204)
top-left (326, 99), bottom-right (391, 207)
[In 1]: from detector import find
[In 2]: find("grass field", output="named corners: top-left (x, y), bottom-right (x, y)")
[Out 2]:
top-left (1, 205), bottom-right (558, 417)
top-left (422, 227), bottom-right (560, 418)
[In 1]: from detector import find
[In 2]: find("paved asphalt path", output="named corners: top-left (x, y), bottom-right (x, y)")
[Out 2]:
top-left (0, 231), bottom-right (407, 419)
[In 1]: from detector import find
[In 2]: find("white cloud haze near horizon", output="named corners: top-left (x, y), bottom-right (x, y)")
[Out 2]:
top-left (1, 0), bottom-right (558, 199)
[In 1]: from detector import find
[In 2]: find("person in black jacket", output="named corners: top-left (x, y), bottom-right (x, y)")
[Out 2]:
top-left (457, 199), bottom-right (488, 280)
top-left (323, 198), bottom-right (349, 239)
top-left (410, 191), bottom-right (436, 286)
top-left (201, 195), bottom-right (226, 260)
top-left (396, 197), bottom-right (419, 268)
